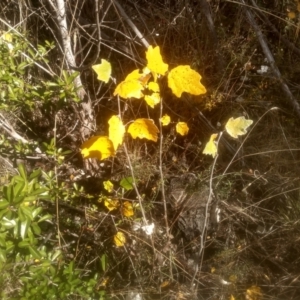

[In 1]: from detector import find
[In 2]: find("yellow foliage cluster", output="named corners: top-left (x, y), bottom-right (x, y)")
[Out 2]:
top-left (82, 45), bottom-right (205, 161)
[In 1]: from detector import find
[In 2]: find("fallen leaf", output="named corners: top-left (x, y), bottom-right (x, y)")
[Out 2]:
top-left (246, 286), bottom-right (262, 300)
top-left (168, 65), bottom-right (206, 98)
top-left (104, 198), bottom-right (120, 211)
top-left (288, 11), bottom-right (296, 19)
top-left (127, 118), bottom-right (159, 142)
top-left (81, 136), bottom-right (115, 160)
top-left (141, 223), bottom-right (154, 235)
top-left (160, 281), bottom-right (170, 288)
top-left (108, 115), bottom-right (125, 150)
top-left (225, 116), bottom-right (253, 139)
top-left (103, 180), bottom-right (114, 193)
top-left (203, 133), bottom-right (218, 158)
top-left (176, 122), bottom-right (189, 136)
top-left (160, 114), bottom-right (171, 126)
top-left (146, 45), bottom-right (169, 76)
top-left (92, 59), bottom-right (111, 83)
top-left (122, 201), bottom-right (134, 217)
top-left (114, 231), bottom-right (126, 247)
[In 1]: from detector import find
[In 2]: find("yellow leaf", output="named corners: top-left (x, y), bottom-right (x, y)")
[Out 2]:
top-left (114, 80), bottom-right (144, 99)
top-left (288, 11), bottom-right (296, 19)
top-left (127, 118), bottom-right (159, 142)
top-left (108, 115), bottom-right (125, 150)
top-left (146, 45), bottom-right (169, 76)
top-left (176, 122), bottom-right (189, 136)
top-left (0, 32), bottom-right (13, 51)
top-left (229, 295), bottom-right (235, 300)
top-left (144, 93), bottom-right (160, 108)
top-left (98, 276), bottom-right (109, 288)
top-left (103, 180), bottom-right (114, 193)
top-left (145, 82), bottom-right (161, 107)
top-left (114, 231), bottom-right (126, 247)
top-left (125, 69), bottom-right (151, 86)
top-left (160, 114), bottom-right (171, 126)
top-left (203, 133), bottom-right (218, 158)
top-left (81, 136), bottom-right (115, 160)
top-left (246, 286), bottom-right (262, 300)
top-left (148, 81), bottom-right (160, 92)
top-left (225, 116), bottom-right (253, 139)
top-left (1, 32), bottom-right (13, 43)
top-left (92, 59), bottom-right (111, 83)
top-left (168, 65), bottom-right (207, 98)
top-left (104, 198), bottom-right (119, 211)
top-left (122, 201), bottom-right (134, 217)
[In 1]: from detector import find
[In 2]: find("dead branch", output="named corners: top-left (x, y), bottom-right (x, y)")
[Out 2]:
top-left (242, 0), bottom-right (300, 119)
top-left (112, 0), bottom-right (150, 49)
top-left (48, 0), bottom-right (95, 140)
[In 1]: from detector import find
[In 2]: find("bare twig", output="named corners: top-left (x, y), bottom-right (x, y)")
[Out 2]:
top-left (158, 96), bottom-right (173, 279)
top-left (0, 113), bottom-right (28, 144)
top-left (111, 0), bottom-right (150, 48)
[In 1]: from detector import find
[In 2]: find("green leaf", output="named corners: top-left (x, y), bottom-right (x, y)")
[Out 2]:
top-left (0, 208), bottom-right (8, 219)
top-left (120, 177), bottom-right (134, 191)
top-left (0, 233), bottom-right (6, 247)
top-left (12, 175), bottom-right (26, 183)
top-left (23, 196), bottom-right (37, 203)
top-left (101, 254), bottom-right (107, 272)
top-left (50, 250), bottom-right (62, 261)
top-left (29, 169), bottom-right (41, 180)
top-left (31, 222), bottom-right (41, 235)
top-left (37, 214), bottom-right (52, 223)
top-left (32, 207), bottom-right (43, 218)
top-left (0, 199), bottom-right (9, 210)
top-left (3, 185), bottom-right (13, 203)
top-left (28, 245), bottom-right (42, 259)
top-left (14, 181), bottom-right (26, 198)
top-left (19, 205), bottom-right (33, 221)
top-left (18, 163), bottom-right (27, 181)
top-left (20, 219), bottom-right (31, 239)
top-left (18, 240), bottom-right (30, 248)
top-left (6, 240), bottom-right (14, 253)
top-left (28, 187), bottom-right (48, 196)
top-left (13, 195), bottom-right (25, 205)
top-left (0, 248), bottom-right (6, 263)
top-left (2, 217), bottom-right (16, 228)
